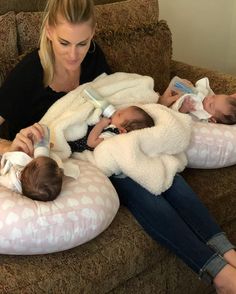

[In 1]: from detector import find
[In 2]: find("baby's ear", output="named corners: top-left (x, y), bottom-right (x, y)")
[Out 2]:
top-left (119, 127), bottom-right (127, 134)
top-left (208, 117), bottom-right (217, 123)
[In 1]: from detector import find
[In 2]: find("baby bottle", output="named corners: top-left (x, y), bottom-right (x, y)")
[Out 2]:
top-left (169, 76), bottom-right (197, 95)
top-left (34, 124), bottom-right (50, 158)
top-left (83, 86), bottom-right (116, 118)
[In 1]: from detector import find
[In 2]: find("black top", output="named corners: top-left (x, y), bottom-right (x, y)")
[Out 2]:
top-left (0, 42), bottom-right (111, 140)
top-left (68, 125), bottom-right (120, 153)
top-left (68, 125), bottom-right (94, 152)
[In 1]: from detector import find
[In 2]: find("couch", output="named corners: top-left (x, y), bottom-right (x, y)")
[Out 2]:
top-left (0, 0), bottom-right (236, 293)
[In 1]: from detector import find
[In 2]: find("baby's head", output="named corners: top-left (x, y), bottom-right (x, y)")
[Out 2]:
top-left (111, 106), bottom-right (154, 133)
top-left (204, 93), bottom-right (236, 124)
top-left (21, 156), bottom-right (63, 201)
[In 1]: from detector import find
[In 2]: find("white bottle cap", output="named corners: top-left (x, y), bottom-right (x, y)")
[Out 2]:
top-left (34, 146), bottom-right (50, 158)
top-left (103, 104), bottom-right (116, 118)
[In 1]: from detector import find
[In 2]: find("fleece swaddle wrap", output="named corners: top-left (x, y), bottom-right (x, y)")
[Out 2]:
top-left (40, 72), bottom-right (192, 194)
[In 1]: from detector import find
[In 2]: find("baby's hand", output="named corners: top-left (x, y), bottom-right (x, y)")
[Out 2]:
top-left (97, 117), bottom-right (111, 128)
top-left (179, 96), bottom-right (196, 113)
top-left (87, 117), bottom-right (111, 148)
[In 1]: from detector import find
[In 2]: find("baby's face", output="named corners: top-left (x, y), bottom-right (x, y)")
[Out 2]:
top-left (111, 107), bottom-right (141, 132)
top-left (203, 94), bottom-right (234, 121)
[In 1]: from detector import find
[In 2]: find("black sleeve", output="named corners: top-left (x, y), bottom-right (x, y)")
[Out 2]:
top-left (0, 50), bottom-right (43, 123)
top-left (0, 50), bottom-right (54, 139)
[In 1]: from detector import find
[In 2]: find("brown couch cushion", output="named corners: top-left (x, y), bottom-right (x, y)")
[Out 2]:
top-left (0, 0), bottom-right (130, 15)
top-left (0, 0), bottom-right (45, 14)
top-left (16, 11), bottom-right (43, 53)
top-left (96, 20), bottom-right (171, 94)
top-left (95, 0), bottom-right (159, 32)
top-left (0, 11), bottom-right (18, 60)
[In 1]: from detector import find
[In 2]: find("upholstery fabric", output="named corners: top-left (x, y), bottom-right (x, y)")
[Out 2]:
top-left (16, 12), bottom-right (43, 53)
top-left (0, 11), bottom-right (18, 60)
top-left (0, 0), bottom-right (127, 14)
top-left (96, 21), bottom-right (171, 94)
top-left (182, 165), bottom-right (236, 226)
top-left (171, 60), bottom-right (236, 94)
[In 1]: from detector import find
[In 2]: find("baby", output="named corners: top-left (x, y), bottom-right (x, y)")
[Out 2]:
top-left (68, 105), bottom-right (155, 152)
top-left (21, 156), bottom-right (63, 201)
top-left (0, 127), bottom-right (63, 201)
top-left (169, 76), bottom-right (236, 124)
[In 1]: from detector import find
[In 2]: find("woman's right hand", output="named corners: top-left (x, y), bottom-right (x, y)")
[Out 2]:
top-left (9, 123), bottom-right (44, 156)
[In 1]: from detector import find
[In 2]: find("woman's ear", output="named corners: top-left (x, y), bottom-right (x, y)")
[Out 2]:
top-left (119, 127), bottom-right (127, 134)
top-left (90, 23), bottom-right (97, 40)
top-left (45, 24), bottom-right (53, 40)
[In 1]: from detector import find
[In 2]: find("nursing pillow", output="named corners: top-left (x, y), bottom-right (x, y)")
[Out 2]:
top-left (186, 121), bottom-right (236, 169)
top-left (0, 159), bottom-right (119, 255)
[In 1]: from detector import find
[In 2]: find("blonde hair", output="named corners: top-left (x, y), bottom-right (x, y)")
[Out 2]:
top-left (39, 0), bottom-right (95, 86)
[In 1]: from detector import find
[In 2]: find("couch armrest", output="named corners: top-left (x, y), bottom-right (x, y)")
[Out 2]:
top-left (171, 60), bottom-right (236, 94)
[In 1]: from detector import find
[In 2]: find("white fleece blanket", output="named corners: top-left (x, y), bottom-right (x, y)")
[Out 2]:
top-left (40, 72), bottom-right (192, 194)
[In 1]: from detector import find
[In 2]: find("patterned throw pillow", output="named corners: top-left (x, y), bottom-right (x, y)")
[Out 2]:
top-left (0, 11), bottom-right (18, 60)
top-left (0, 160), bottom-right (119, 254)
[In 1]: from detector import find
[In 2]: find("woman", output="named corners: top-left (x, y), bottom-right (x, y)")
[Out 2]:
top-left (0, 0), bottom-right (236, 292)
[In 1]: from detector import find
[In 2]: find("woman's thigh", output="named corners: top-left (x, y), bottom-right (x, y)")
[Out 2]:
top-left (163, 174), bottom-right (222, 242)
top-left (110, 175), bottom-right (215, 273)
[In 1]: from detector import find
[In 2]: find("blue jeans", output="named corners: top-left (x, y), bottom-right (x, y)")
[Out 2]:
top-left (110, 174), bottom-right (233, 278)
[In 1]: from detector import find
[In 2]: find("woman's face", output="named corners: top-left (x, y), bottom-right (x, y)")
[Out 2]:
top-left (46, 16), bottom-right (95, 72)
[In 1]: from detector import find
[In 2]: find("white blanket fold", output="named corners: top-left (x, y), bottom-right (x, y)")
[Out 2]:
top-left (40, 72), bottom-right (192, 194)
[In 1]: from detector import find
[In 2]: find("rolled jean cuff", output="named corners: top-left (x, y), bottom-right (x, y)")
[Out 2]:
top-left (207, 232), bottom-right (235, 255)
top-left (199, 253), bottom-right (228, 284)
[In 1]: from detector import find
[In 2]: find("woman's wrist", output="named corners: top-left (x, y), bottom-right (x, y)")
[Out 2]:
top-left (158, 95), bottom-right (169, 106)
